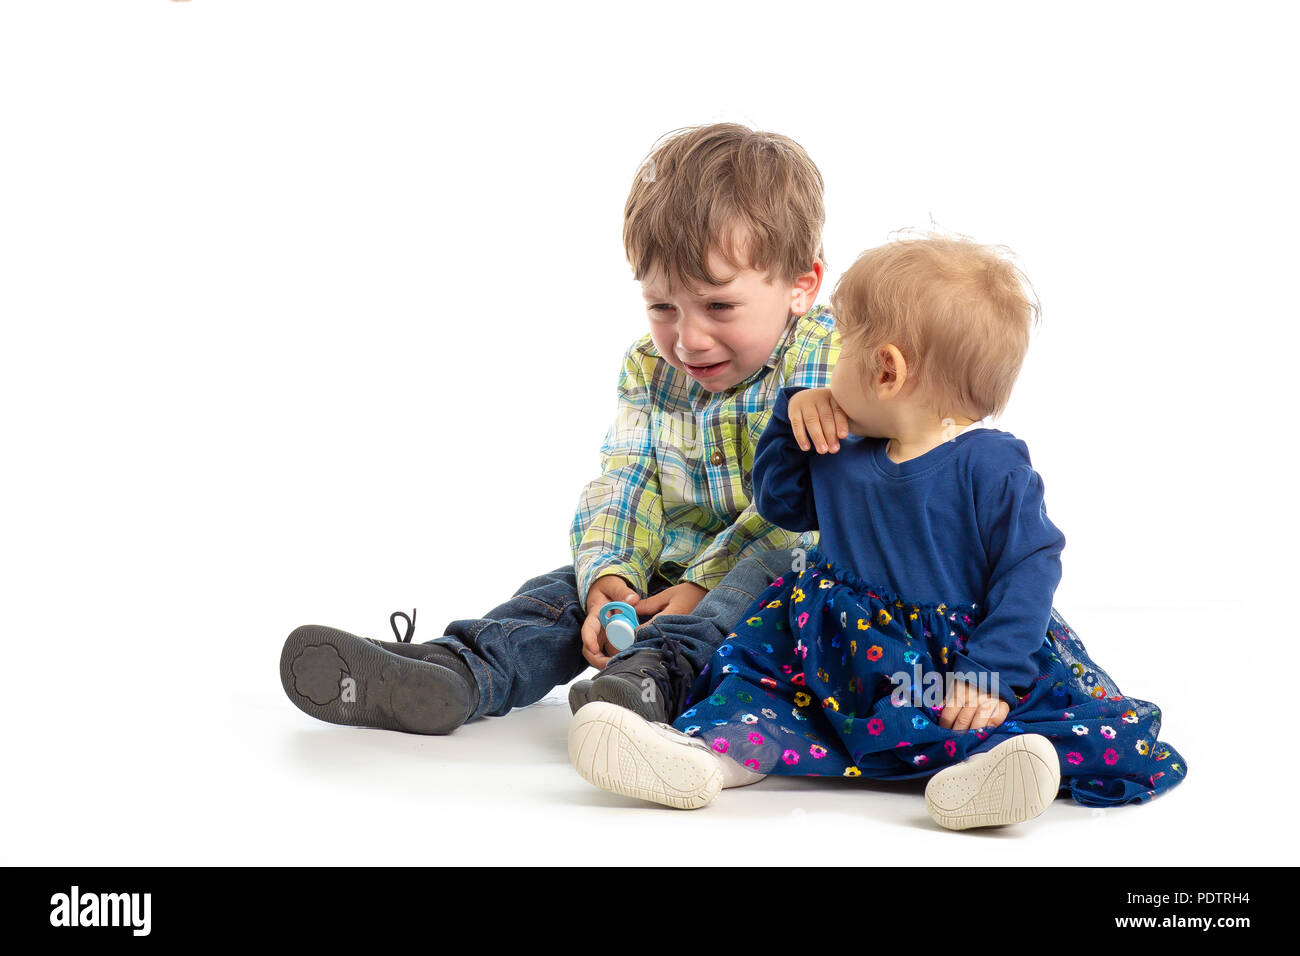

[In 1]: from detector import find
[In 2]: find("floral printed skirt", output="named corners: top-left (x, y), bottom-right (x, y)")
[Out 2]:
top-left (672, 549), bottom-right (1187, 808)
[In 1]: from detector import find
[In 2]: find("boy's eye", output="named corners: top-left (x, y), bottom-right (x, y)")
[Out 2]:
top-left (708, 302), bottom-right (734, 310)
top-left (648, 303), bottom-right (675, 312)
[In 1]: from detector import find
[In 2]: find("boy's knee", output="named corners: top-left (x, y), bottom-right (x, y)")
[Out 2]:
top-left (755, 548), bottom-right (797, 578)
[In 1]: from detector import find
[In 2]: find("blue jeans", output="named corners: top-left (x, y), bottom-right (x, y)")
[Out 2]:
top-left (432, 548), bottom-right (796, 721)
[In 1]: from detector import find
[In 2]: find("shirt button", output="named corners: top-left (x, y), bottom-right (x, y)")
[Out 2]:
top-left (710, 450), bottom-right (725, 466)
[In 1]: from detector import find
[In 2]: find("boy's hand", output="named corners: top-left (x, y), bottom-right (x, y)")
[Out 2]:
top-left (634, 581), bottom-right (707, 622)
top-left (582, 574), bottom-right (640, 670)
top-left (938, 677), bottom-right (1010, 732)
top-left (788, 387), bottom-right (849, 454)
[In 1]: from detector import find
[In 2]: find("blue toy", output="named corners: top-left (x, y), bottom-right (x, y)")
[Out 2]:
top-left (599, 601), bottom-right (639, 651)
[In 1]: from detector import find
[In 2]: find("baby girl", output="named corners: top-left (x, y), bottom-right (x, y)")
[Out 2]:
top-left (568, 235), bottom-right (1187, 829)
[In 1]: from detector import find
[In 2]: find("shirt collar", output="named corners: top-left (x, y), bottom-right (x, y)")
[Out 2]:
top-left (763, 304), bottom-right (823, 373)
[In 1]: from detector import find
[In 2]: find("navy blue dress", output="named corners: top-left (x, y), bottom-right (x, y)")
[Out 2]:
top-left (672, 388), bottom-right (1187, 807)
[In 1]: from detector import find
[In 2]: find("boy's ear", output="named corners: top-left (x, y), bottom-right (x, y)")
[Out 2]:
top-left (790, 259), bottom-right (825, 315)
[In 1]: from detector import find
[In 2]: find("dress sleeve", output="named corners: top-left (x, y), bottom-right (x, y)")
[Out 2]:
top-left (955, 465), bottom-right (1066, 705)
top-left (751, 386), bottom-right (819, 533)
top-left (569, 345), bottom-right (666, 609)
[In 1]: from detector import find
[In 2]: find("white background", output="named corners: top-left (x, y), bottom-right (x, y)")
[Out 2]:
top-left (2, 0), bottom-right (1295, 865)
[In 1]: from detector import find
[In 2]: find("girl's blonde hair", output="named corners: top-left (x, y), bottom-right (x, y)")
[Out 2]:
top-left (623, 123), bottom-right (826, 289)
top-left (830, 235), bottom-right (1041, 419)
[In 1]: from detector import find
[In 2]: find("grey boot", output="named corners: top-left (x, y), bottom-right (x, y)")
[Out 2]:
top-left (280, 610), bottom-right (479, 735)
top-left (568, 642), bottom-right (694, 724)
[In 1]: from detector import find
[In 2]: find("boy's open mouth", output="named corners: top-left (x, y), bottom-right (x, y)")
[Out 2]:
top-left (684, 360), bottom-right (728, 379)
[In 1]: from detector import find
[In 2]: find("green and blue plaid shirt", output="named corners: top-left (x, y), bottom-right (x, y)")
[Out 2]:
top-left (570, 304), bottom-right (839, 607)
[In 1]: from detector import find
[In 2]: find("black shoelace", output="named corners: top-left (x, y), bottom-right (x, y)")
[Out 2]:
top-left (650, 632), bottom-right (693, 719)
top-left (390, 608), bottom-right (417, 643)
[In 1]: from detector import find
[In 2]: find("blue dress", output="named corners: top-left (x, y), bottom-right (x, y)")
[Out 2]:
top-left (672, 389), bottom-right (1187, 808)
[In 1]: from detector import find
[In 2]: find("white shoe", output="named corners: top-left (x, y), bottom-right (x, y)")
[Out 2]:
top-left (924, 733), bottom-right (1060, 830)
top-left (568, 701), bottom-right (723, 810)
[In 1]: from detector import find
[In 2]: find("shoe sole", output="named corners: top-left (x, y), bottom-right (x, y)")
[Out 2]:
top-left (280, 625), bottom-right (473, 735)
top-left (568, 677), bottom-right (660, 721)
top-left (568, 702), bottom-right (722, 810)
top-left (924, 734), bottom-right (1060, 830)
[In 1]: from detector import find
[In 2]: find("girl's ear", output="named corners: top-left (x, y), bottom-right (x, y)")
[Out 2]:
top-left (875, 345), bottom-right (909, 397)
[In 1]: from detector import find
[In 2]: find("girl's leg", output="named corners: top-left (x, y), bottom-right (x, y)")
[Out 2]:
top-left (568, 702), bottom-right (764, 810)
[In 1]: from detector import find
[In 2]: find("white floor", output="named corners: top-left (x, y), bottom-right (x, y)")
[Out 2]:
top-left (5, 601), bottom-right (1280, 866)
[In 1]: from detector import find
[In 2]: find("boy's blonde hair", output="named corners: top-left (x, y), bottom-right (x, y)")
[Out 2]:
top-left (623, 123), bottom-right (825, 290)
top-left (830, 235), bottom-right (1040, 420)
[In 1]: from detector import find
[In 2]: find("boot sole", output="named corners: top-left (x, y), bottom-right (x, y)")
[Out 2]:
top-left (568, 702), bottom-right (721, 810)
top-left (924, 733), bottom-right (1060, 830)
top-left (280, 625), bottom-right (473, 735)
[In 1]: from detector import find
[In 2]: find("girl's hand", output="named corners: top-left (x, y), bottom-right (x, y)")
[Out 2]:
top-left (938, 677), bottom-right (1010, 731)
top-left (788, 388), bottom-right (849, 454)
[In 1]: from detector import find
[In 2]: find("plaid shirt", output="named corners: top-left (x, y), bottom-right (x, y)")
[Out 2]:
top-left (570, 304), bottom-right (839, 607)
